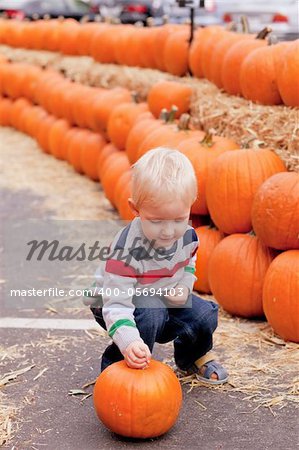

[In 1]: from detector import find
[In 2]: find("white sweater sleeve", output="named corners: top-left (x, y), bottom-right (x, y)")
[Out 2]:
top-left (179, 235), bottom-right (199, 293)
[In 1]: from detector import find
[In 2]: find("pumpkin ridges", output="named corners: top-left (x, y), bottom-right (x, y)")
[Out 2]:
top-left (240, 45), bottom-right (282, 105)
top-left (276, 40), bottom-right (299, 107)
top-left (147, 81), bottom-right (193, 119)
top-left (194, 225), bottom-right (224, 293)
top-left (263, 250), bottom-right (299, 342)
top-left (208, 233), bottom-right (274, 318)
top-left (252, 172), bottom-right (299, 250)
top-left (177, 133), bottom-right (238, 215)
top-left (206, 148), bottom-right (287, 234)
top-left (93, 360), bottom-right (182, 438)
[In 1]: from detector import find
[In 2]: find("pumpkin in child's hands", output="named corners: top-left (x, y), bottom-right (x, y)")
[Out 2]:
top-left (93, 359), bottom-right (182, 438)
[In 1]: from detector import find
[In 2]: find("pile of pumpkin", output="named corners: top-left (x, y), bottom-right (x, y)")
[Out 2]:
top-left (0, 57), bottom-right (298, 343)
top-left (0, 18), bottom-right (298, 107)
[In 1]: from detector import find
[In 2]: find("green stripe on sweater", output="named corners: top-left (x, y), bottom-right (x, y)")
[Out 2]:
top-left (109, 319), bottom-right (137, 338)
top-left (184, 266), bottom-right (195, 274)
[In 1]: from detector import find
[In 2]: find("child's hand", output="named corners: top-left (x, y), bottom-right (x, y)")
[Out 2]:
top-left (164, 284), bottom-right (189, 306)
top-left (124, 341), bottom-right (151, 369)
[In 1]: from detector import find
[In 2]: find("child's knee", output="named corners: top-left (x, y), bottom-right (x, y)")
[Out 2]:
top-left (193, 301), bottom-right (218, 335)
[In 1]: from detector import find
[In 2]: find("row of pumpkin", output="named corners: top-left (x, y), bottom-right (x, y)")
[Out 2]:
top-left (0, 19), bottom-right (298, 107)
top-left (0, 58), bottom-right (298, 343)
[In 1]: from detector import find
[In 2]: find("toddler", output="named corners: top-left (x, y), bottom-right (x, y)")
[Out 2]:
top-left (85, 147), bottom-right (228, 384)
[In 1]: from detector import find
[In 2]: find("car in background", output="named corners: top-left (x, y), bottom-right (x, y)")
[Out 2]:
top-left (216, 0), bottom-right (299, 40)
top-left (90, 0), bottom-right (165, 24)
top-left (0, 0), bottom-right (93, 21)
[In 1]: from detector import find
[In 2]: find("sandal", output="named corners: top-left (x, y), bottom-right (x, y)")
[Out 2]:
top-left (183, 353), bottom-right (229, 385)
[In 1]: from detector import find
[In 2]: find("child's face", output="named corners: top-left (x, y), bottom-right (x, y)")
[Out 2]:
top-left (130, 198), bottom-right (191, 249)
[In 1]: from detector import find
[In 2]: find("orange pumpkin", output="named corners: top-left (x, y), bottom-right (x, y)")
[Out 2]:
top-left (147, 81), bottom-right (193, 119)
top-left (101, 152), bottom-right (131, 207)
top-left (9, 98), bottom-right (31, 131)
top-left (194, 225), bottom-right (224, 294)
top-left (36, 114), bottom-right (57, 154)
top-left (136, 117), bottom-right (203, 162)
top-left (67, 128), bottom-right (90, 173)
top-left (88, 87), bottom-right (132, 133)
top-left (80, 131), bottom-right (107, 181)
top-left (138, 27), bottom-right (159, 69)
top-left (177, 133), bottom-right (239, 215)
top-left (240, 45), bottom-right (282, 105)
top-left (0, 97), bottom-right (13, 126)
top-left (44, 19), bottom-right (63, 52)
top-left (263, 250), bottom-right (299, 342)
top-left (206, 148), bottom-right (287, 234)
top-left (189, 26), bottom-right (223, 78)
top-left (221, 28), bottom-right (271, 96)
top-left (97, 143), bottom-right (120, 181)
top-left (208, 233), bottom-right (275, 318)
top-left (201, 28), bottom-right (228, 80)
top-left (209, 32), bottom-right (251, 88)
top-left (114, 170), bottom-right (132, 211)
top-left (59, 20), bottom-right (80, 55)
top-left (2, 63), bottom-right (27, 100)
top-left (252, 172), bottom-right (299, 250)
top-left (153, 24), bottom-right (181, 72)
top-left (90, 24), bottom-right (118, 64)
top-left (20, 64), bottom-right (42, 102)
top-left (107, 102), bottom-right (148, 150)
top-left (125, 114), bottom-right (161, 164)
top-left (23, 106), bottom-right (48, 139)
top-left (76, 22), bottom-right (99, 56)
top-left (276, 40), bottom-right (299, 107)
top-left (163, 28), bottom-right (190, 76)
top-left (48, 119), bottom-right (71, 160)
top-left (93, 360), bottom-right (182, 438)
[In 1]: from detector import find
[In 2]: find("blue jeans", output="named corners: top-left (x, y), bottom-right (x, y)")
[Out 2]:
top-left (90, 293), bottom-right (218, 372)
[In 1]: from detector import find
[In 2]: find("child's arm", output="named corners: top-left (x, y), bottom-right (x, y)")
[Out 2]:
top-left (179, 231), bottom-right (199, 294)
top-left (102, 269), bottom-right (144, 355)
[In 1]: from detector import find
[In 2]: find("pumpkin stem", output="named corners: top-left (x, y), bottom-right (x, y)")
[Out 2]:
top-left (178, 113), bottom-right (191, 130)
top-left (242, 137), bottom-right (265, 149)
top-left (267, 35), bottom-right (278, 46)
top-left (162, 14), bottom-right (169, 25)
top-left (200, 132), bottom-right (214, 148)
top-left (256, 27), bottom-right (272, 40)
top-left (131, 91), bottom-right (139, 104)
top-left (168, 105), bottom-right (179, 123)
top-left (159, 108), bottom-right (169, 122)
top-left (240, 15), bottom-right (250, 33)
top-left (226, 21), bottom-right (237, 32)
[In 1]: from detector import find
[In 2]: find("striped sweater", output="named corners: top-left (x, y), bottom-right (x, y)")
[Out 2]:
top-left (89, 217), bottom-right (199, 354)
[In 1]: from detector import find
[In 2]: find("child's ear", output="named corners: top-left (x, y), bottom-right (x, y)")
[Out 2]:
top-left (128, 198), bottom-right (139, 217)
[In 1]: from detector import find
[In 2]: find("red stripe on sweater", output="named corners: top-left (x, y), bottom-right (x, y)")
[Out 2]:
top-left (105, 259), bottom-right (137, 278)
top-left (106, 257), bottom-right (190, 284)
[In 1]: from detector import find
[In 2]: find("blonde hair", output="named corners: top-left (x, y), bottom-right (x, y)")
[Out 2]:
top-left (131, 147), bottom-right (197, 209)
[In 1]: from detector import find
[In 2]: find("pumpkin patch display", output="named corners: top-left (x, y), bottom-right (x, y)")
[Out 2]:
top-left (252, 172), bottom-right (299, 250)
top-left (208, 233), bottom-right (275, 318)
top-left (263, 250), bottom-right (299, 343)
top-left (206, 148), bottom-right (287, 234)
top-left (93, 360), bottom-right (182, 438)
